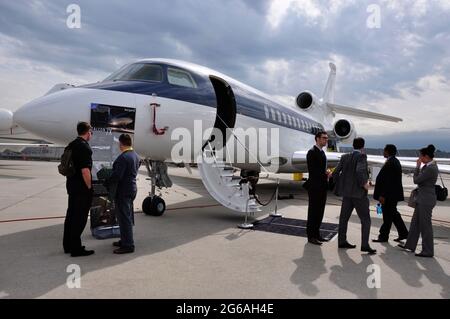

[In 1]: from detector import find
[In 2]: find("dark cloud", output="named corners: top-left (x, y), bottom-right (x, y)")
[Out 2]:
top-left (1, 0), bottom-right (449, 96)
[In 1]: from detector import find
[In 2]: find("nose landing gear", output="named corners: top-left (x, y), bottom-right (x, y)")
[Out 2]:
top-left (142, 159), bottom-right (172, 216)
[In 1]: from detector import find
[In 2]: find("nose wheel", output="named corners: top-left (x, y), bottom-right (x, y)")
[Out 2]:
top-left (142, 196), bottom-right (166, 216)
top-left (142, 159), bottom-right (172, 217)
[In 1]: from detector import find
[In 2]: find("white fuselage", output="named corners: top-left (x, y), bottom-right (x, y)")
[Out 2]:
top-left (13, 59), bottom-right (321, 173)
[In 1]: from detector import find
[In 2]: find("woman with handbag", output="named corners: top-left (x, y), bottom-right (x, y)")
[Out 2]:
top-left (399, 145), bottom-right (438, 257)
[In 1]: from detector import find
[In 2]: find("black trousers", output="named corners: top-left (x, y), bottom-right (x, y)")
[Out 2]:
top-left (307, 189), bottom-right (327, 239)
top-left (378, 199), bottom-right (409, 240)
top-left (63, 192), bottom-right (93, 252)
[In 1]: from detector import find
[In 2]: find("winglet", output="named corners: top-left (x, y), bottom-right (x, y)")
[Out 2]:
top-left (322, 62), bottom-right (336, 104)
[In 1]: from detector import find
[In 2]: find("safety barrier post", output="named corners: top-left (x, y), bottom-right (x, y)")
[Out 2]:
top-left (270, 178), bottom-right (283, 218)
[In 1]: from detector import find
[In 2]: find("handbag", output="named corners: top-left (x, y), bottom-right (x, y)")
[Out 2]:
top-left (408, 188), bottom-right (418, 208)
top-left (436, 166), bottom-right (448, 201)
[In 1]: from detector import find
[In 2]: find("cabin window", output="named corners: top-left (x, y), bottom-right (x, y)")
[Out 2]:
top-left (168, 68), bottom-right (198, 88)
top-left (276, 110), bottom-right (282, 122)
top-left (264, 106), bottom-right (270, 119)
top-left (104, 63), bottom-right (163, 82)
top-left (271, 108), bottom-right (276, 121)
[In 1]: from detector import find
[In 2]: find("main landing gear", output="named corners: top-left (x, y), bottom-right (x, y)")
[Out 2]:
top-left (142, 159), bottom-right (172, 216)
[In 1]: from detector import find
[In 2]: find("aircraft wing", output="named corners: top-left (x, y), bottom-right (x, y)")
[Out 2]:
top-left (292, 151), bottom-right (450, 174)
top-left (397, 156), bottom-right (450, 164)
top-left (0, 143), bottom-right (61, 152)
top-left (0, 143), bottom-right (59, 147)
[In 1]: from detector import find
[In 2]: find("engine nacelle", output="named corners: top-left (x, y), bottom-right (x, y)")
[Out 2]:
top-left (0, 109), bottom-right (13, 131)
top-left (296, 91), bottom-right (319, 111)
top-left (333, 119), bottom-right (356, 142)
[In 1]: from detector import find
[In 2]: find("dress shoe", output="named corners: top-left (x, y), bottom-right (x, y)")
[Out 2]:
top-left (397, 244), bottom-right (413, 252)
top-left (372, 238), bottom-right (388, 243)
top-left (318, 237), bottom-right (329, 242)
top-left (71, 248), bottom-right (95, 257)
top-left (361, 247), bottom-right (377, 255)
top-left (64, 246), bottom-right (85, 254)
top-left (397, 244), bottom-right (414, 253)
top-left (113, 241), bottom-right (121, 247)
top-left (114, 246), bottom-right (135, 254)
top-left (415, 253), bottom-right (433, 258)
top-left (393, 237), bottom-right (408, 243)
top-left (338, 242), bottom-right (356, 249)
top-left (308, 238), bottom-right (323, 246)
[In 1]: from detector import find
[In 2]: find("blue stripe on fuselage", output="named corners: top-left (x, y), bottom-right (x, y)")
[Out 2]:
top-left (82, 64), bottom-right (323, 135)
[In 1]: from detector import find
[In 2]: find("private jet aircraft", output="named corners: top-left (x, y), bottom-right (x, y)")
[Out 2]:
top-left (0, 59), bottom-right (448, 215)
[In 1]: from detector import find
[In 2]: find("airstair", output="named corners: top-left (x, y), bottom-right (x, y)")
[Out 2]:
top-left (197, 142), bottom-right (261, 214)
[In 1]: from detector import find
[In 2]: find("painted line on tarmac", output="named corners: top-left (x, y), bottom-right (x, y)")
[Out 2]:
top-left (0, 203), bottom-right (222, 224)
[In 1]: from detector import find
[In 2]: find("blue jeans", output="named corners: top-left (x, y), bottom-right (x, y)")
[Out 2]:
top-left (115, 194), bottom-right (136, 248)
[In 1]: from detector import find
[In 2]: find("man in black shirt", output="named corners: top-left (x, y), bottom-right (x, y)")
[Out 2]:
top-left (63, 122), bottom-right (95, 257)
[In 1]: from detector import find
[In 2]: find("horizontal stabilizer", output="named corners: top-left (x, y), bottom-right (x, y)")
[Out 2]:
top-left (327, 103), bottom-right (402, 123)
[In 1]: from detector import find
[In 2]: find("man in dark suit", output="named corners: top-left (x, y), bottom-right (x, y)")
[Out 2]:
top-left (305, 131), bottom-right (330, 245)
top-left (373, 144), bottom-right (409, 243)
top-left (332, 137), bottom-right (376, 254)
top-left (109, 134), bottom-right (141, 254)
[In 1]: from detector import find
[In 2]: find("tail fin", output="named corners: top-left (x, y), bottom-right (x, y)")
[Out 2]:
top-left (323, 62), bottom-right (336, 103)
top-left (323, 62), bottom-right (402, 123)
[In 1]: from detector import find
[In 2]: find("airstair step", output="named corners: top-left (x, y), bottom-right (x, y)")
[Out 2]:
top-left (227, 182), bottom-right (241, 188)
top-left (220, 172), bottom-right (234, 177)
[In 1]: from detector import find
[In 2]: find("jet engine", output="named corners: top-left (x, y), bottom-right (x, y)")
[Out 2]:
top-left (0, 109), bottom-right (13, 131)
top-left (295, 91), bottom-right (319, 111)
top-left (333, 119), bottom-right (356, 142)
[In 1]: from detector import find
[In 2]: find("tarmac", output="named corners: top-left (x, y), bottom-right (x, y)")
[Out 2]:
top-left (0, 160), bottom-right (449, 299)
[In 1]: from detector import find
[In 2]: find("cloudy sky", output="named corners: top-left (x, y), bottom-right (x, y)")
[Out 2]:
top-left (1, 0), bottom-right (449, 150)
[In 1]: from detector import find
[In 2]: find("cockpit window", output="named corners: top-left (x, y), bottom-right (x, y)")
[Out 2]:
top-left (104, 63), bottom-right (163, 82)
top-left (167, 68), bottom-right (198, 88)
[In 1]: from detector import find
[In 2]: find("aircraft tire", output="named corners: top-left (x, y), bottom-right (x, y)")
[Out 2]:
top-left (142, 196), bottom-right (166, 216)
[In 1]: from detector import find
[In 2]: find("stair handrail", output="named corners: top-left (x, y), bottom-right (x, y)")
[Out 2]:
top-left (215, 115), bottom-right (270, 175)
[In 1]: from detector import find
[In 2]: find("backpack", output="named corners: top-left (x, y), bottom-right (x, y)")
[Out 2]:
top-left (58, 145), bottom-right (75, 177)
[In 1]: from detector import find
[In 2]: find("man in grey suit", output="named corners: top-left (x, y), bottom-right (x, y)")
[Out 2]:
top-left (332, 138), bottom-right (376, 254)
top-left (399, 145), bottom-right (438, 257)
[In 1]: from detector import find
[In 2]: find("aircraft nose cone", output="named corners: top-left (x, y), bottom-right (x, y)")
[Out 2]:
top-left (13, 105), bottom-right (29, 129)
top-left (13, 97), bottom-right (65, 144)
top-left (13, 99), bottom-right (41, 132)
top-left (12, 88), bottom-right (93, 144)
